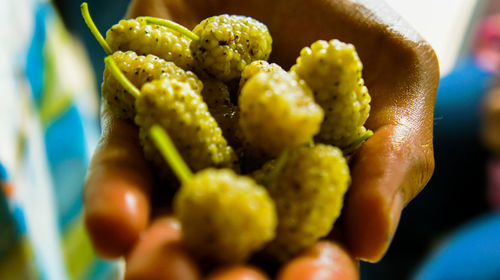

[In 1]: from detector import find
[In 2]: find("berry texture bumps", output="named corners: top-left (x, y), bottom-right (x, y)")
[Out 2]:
top-left (190, 15), bottom-right (273, 82)
top-left (82, 1), bottom-right (373, 267)
top-left (291, 39), bottom-right (371, 148)
top-left (102, 51), bottom-right (202, 120)
top-left (174, 168), bottom-right (277, 264)
top-left (106, 18), bottom-right (194, 70)
top-left (135, 78), bottom-right (238, 175)
top-left (256, 144), bottom-right (351, 262)
top-left (239, 71), bottom-right (324, 156)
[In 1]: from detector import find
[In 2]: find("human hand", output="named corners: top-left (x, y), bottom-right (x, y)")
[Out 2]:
top-left (84, 0), bottom-right (439, 278)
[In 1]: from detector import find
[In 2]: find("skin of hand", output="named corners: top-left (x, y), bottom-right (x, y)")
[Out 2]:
top-left (83, 0), bottom-right (439, 278)
top-left (482, 87), bottom-right (500, 154)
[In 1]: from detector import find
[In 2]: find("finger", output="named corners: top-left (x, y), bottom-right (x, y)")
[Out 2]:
top-left (84, 104), bottom-right (153, 258)
top-left (125, 216), bottom-right (201, 280)
top-left (206, 265), bottom-right (268, 280)
top-left (277, 241), bottom-right (359, 280)
top-left (342, 124), bottom-right (434, 262)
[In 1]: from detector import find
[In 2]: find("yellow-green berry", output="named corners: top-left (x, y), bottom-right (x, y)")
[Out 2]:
top-left (102, 51), bottom-right (202, 120)
top-left (190, 14), bottom-right (272, 82)
top-left (174, 168), bottom-right (277, 264)
top-left (239, 60), bottom-right (284, 91)
top-left (291, 39), bottom-right (371, 148)
top-left (135, 78), bottom-right (238, 177)
top-left (239, 71), bottom-right (324, 156)
top-left (256, 144), bottom-right (350, 262)
top-left (106, 18), bottom-right (194, 70)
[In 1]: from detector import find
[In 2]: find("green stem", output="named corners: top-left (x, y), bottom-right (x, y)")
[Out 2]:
top-left (81, 2), bottom-right (112, 54)
top-left (308, 139), bottom-right (315, 147)
top-left (104, 56), bottom-right (141, 99)
top-left (149, 125), bottom-right (193, 184)
top-left (343, 129), bottom-right (374, 155)
top-left (142, 16), bottom-right (200, 41)
top-left (263, 149), bottom-right (289, 187)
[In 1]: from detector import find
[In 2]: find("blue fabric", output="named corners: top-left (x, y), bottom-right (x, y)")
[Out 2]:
top-left (414, 213), bottom-right (500, 280)
top-left (434, 57), bottom-right (495, 133)
top-left (25, 2), bottom-right (51, 106)
top-left (0, 1), bottom-right (118, 278)
top-left (44, 105), bottom-right (88, 229)
top-left (84, 259), bottom-right (119, 280)
top-left (12, 206), bottom-right (27, 234)
top-left (0, 163), bottom-right (7, 181)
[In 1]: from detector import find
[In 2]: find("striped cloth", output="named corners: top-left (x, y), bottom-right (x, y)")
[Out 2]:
top-left (0, 0), bottom-right (120, 279)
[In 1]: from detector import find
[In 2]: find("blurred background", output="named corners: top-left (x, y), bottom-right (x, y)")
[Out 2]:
top-left (52, 0), bottom-right (131, 94)
top-left (2, 0), bottom-right (500, 279)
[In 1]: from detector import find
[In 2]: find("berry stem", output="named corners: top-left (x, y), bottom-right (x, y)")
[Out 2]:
top-left (81, 2), bottom-right (113, 55)
top-left (104, 56), bottom-right (141, 99)
top-left (263, 149), bottom-right (289, 186)
top-left (343, 129), bottom-right (374, 155)
top-left (308, 139), bottom-right (315, 147)
top-left (149, 125), bottom-right (193, 184)
top-left (142, 16), bottom-right (200, 41)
